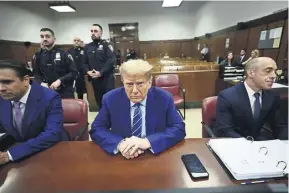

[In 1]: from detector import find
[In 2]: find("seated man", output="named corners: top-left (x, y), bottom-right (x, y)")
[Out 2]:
top-left (90, 59), bottom-right (186, 159)
top-left (0, 60), bottom-right (68, 164)
top-left (215, 57), bottom-right (288, 140)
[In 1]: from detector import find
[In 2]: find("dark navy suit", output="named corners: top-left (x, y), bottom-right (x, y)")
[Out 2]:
top-left (215, 82), bottom-right (288, 140)
top-left (0, 83), bottom-right (69, 161)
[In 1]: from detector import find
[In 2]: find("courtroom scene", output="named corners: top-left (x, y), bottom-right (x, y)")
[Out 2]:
top-left (0, 1), bottom-right (288, 193)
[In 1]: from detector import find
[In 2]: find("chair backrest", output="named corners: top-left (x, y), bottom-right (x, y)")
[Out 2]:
top-left (62, 99), bottom-right (89, 141)
top-left (154, 74), bottom-right (180, 96)
top-left (201, 96), bottom-right (217, 138)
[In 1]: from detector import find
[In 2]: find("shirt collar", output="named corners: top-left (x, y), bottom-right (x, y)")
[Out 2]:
top-left (244, 81), bottom-right (262, 97)
top-left (11, 85), bottom-right (31, 105)
top-left (130, 96), bottom-right (147, 108)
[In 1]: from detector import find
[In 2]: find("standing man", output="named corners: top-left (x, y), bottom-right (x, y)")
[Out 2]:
top-left (238, 49), bottom-right (248, 66)
top-left (33, 28), bottom-right (78, 98)
top-left (68, 37), bottom-right (86, 100)
top-left (83, 24), bottom-right (116, 109)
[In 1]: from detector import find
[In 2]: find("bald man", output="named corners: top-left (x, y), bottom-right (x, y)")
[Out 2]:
top-left (214, 57), bottom-right (287, 140)
top-left (68, 37), bottom-right (86, 99)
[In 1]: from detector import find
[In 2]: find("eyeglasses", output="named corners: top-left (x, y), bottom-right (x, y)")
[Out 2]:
top-left (91, 30), bottom-right (98, 33)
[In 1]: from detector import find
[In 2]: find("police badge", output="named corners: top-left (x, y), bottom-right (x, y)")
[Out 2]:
top-left (55, 53), bottom-right (61, 61)
top-left (80, 50), bottom-right (84, 55)
top-left (108, 45), bottom-right (114, 52)
top-left (68, 54), bottom-right (74, 62)
top-left (98, 45), bottom-right (103, 51)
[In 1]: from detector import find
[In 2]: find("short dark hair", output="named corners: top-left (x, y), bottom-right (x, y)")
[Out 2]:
top-left (40, 28), bottom-right (55, 37)
top-left (92, 24), bottom-right (103, 31)
top-left (0, 60), bottom-right (31, 80)
top-left (241, 48), bottom-right (246, 52)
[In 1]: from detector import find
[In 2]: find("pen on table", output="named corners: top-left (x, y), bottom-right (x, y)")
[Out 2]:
top-left (241, 180), bottom-right (269, 185)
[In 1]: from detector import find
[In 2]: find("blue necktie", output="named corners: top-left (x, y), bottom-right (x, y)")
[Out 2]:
top-left (132, 103), bottom-right (142, 137)
top-left (254, 93), bottom-right (261, 120)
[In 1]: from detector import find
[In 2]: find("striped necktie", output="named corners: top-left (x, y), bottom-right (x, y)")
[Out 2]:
top-left (132, 103), bottom-right (142, 137)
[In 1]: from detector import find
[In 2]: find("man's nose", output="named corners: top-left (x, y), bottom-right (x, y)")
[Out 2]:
top-left (0, 83), bottom-right (6, 91)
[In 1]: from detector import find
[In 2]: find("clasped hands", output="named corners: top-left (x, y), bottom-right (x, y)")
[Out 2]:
top-left (117, 136), bottom-right (151, 159)
top-left (87, 69), bottom-right (101, 79)
top-left (41, 79), bottom-right (61, 90)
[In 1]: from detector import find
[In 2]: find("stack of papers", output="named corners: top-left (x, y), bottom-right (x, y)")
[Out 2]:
top-left (208, 138), bottom-right (288, 180)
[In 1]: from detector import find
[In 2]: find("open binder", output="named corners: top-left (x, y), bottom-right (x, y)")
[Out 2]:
top-left (207, 137), bottom-right (288, 180)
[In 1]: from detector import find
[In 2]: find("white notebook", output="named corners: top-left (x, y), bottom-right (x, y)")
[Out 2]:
top-left (207, 138), bottom-right (288, 180)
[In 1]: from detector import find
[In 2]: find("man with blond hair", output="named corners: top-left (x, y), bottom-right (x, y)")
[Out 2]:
top-left (90, 59), bottom-right (186, 159)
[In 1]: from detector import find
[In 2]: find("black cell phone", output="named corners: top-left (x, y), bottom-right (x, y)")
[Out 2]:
top-left (181, 154), bottom-right (209, 179)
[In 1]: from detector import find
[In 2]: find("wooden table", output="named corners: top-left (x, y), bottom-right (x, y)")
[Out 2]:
top-left (0, 139), bottom-right (286, 193)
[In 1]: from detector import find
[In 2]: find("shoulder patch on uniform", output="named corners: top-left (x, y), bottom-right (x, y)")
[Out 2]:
top-left (68, 54), bottom-right (74, 62)
top-left (108, 45), bottom-right (114, 52)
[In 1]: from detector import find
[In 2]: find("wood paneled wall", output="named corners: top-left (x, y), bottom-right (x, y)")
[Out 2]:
top-left (194, 18), bottom-right (288, 69)
top-left (0, 9), bottom-right (287, 69)
top-left (139, 40), bottom-right (193, 58)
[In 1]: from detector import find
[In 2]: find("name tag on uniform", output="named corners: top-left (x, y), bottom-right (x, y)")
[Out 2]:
top-left (55, 53), bottom-right (61, 61)
top-left (47, 63), bottom-right (52, 66)
top-left (97, 45), bottom-right (103, 51)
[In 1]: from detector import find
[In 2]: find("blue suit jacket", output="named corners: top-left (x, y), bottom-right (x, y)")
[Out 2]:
top-left (89, 87), bottom-right (186, 155)
top-left (215, 82), bottom-right (287, 140)
top-left (0, 83), bottom-right (69, 161)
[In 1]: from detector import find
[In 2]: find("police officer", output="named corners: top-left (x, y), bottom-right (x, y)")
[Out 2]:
top-left (68, 37), bottom-right (86, 100)
top-left (83, 24), bottom-right (116, 109)
top-left (33, 28), bottom-right (78, 98)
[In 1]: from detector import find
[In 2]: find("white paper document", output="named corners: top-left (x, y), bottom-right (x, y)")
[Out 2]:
top-left (208, 138), bottom-right (288, 180)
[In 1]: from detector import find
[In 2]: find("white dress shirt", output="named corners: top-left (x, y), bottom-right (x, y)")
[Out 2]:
top-left (244, 81), bottom-right (262, 117)
top-left (8, 85), bottom-right (31, 161)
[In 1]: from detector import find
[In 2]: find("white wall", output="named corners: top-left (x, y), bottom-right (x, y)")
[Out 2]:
top-left (194, 1), bottom-right (288, 37)
top-left (0, 2), bottom-right (55, 42)
top-left (0, 1), bottom-right (287, 44)
top-left (54, 1), bottom-right (202, 44)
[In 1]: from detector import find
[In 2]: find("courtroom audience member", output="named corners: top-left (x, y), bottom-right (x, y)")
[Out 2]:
top-left (220, 51), bottom-right (238, 67)
top-left (238, 49), bottom-right (248, 65)
top-left (215, 57), bottom-right (288, 140)
top-left (180, 53), bottom-right (186, 59)
top-left (242, 49), bottom-right (259, 65)
top-left (143, 53), bottom-right (147, 60)
top-left (200, 44), bottom-right (209, 61)
top-left (89, 59), bottom-right (186, 159)
top-left (0, 60), bottom-right (68, 164)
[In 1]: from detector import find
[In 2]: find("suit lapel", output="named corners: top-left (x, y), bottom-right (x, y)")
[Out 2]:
top-left (119, 89), bottom-right (132, 137)
top-left (145, 88), bottom-right (157, 136)
top-left (21, 84), bottom-right (42, 139)
top-left (260, 90), bottom-right (271, 121)
top-left (0, 101), bottom-right (21, 139)
top-left (239, 83), bottom-right (254, 123)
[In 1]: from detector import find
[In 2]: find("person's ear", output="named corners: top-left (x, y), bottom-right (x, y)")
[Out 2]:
top-left (23, 75), bottom-right (30, 86)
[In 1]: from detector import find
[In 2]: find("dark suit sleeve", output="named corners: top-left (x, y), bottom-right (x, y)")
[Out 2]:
top-left (89, 95), bottom-right (124, 155)
top-left (268, 95), bottom-right (288, 140)
top-left (83, 46), bottom-right (90, 75)
top-left (8, 94), bottom-right (68, 161)
top-left (215, 93), bottom-right (242, 138)
top-left (58, 52), bottom-right (78, 83)
top-left (32, 53), bottom-right (43, 84)
top-left (146, 95), bottom-right (186, 155)
top-left (99, 43), bottom-right (116, 76)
